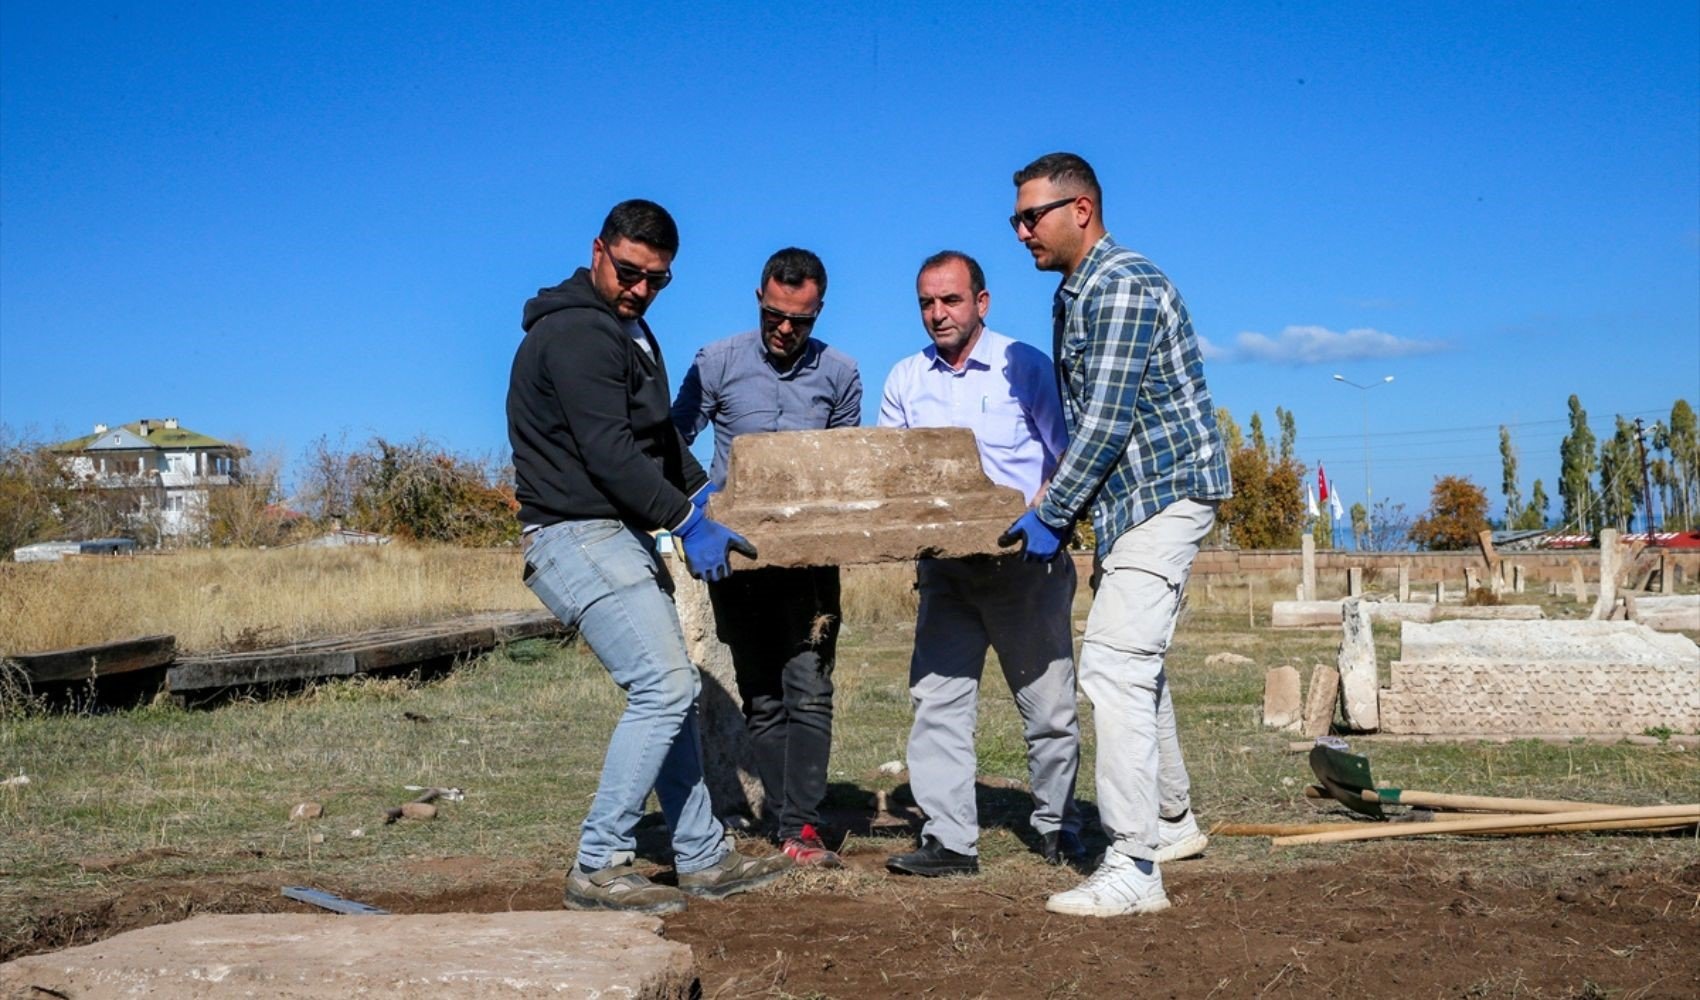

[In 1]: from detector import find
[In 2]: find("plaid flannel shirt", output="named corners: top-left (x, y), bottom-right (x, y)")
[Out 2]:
top-left (1036, 234), bottom-right (1232, 555)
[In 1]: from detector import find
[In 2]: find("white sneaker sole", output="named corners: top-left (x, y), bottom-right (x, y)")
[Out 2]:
top-left (1154, 831), bottom-right (1208, 863)
top-left (1045, 893), bottom-right (1171, 917)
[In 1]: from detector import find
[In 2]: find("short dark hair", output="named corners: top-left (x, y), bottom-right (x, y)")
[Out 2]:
top-left (599, 199), bottom-right (679, 255)
top-left (760, 247), bottom-right (827, 298)
top-left (1013, 152), bottom-right (1102, 207)
top-left (918, 250), bottom-right (985, 297)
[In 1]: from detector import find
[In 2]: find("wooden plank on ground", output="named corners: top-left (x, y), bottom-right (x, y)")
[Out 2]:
top-left (3, 635), bottom-right (176, 685)
top-left (165, 610), bottom-right (567, 694)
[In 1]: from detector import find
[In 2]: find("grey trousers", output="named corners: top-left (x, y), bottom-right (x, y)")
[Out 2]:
top-left (906, 555), bottom-right (1082, 855)
top-left (1079, 498), bottom-right (1215, 862)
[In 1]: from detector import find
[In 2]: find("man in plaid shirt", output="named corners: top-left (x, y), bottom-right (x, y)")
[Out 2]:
top-left (1000, 152), bottom-right (1232, 918)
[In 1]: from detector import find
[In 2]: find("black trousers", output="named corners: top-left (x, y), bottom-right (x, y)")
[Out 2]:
top-left (708, 565), bottom-right (840, 840)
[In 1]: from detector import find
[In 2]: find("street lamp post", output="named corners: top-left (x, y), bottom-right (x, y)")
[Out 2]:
top-left (1332, 374), bottom-right (1394, 550)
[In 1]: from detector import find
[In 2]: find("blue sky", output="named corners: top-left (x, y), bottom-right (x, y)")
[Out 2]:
top-left (3, 2), bottom-right (1696, 525)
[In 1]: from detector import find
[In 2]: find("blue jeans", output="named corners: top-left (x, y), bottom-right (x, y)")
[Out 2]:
top-left (523, 518), bottom-right (726, 874)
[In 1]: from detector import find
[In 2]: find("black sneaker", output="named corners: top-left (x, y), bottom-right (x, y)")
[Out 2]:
top-left (886, 836), bottom-right (979, 877)
top-left (1039, 829), bottom-right (1088, 865)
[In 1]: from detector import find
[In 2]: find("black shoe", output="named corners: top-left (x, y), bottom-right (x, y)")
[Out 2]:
top-left (1039, 829), bottom-right (1088, 865)
top-left (886, 836), bottom-right (979, 877)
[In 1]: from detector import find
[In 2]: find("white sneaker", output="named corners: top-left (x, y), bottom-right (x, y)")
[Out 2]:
top-left (1045, 849), bottom-right (1170, 917)
top-left (1155, 811), bottom-right (1208, 863)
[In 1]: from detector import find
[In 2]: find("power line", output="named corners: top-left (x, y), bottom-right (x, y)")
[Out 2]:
top-left (1296, 407), bottom-right (1669, 443)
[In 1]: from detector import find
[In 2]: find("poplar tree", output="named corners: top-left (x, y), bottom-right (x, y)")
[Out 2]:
top-left (1498, 425), bottom-right (1521, 525)
top-left (1513, 479), bottom-right (1549, 530)
top-left (1669, 399), bottom-right (1698, 529)
top-left (1558, 395), bottom-right (1598, 532)
top-left (1216, 407), bottom-right (1244, 453)
top-left (1248, 412), bottom-right (1268, 457)
top-left (1597, 416), bottom-right (1639, 531)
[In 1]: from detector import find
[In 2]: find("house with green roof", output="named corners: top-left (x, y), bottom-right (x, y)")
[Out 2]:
top-left (51, 418), bottom-right (247, 540)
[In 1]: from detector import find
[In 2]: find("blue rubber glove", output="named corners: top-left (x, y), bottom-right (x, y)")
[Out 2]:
top-left (688, 482), bottom-right (721, 513)
top-left (998, 509), bottom-right (1069, 562)
top-left (673, 506), bottom-right (757, 582)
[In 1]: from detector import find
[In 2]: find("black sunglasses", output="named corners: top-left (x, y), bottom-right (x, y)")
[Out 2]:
top-left (1009, 197), bottom-right (1077, 234)
top-left (606, 252), bottom-right (672, 291)
top-left (760, 303), bottom-right (819, 329)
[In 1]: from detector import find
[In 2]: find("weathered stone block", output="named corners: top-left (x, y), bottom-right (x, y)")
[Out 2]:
top-left (0, 912), bottom-right (697, 999)
top-left (1303, 663), bottom-right (1340, 737)
top-left (1635, 594), bottom-right (1700, 633)
top-left (1262, 666), bottom-right (1302, 730)
top-left (1337, 598), bottom-right (1379, 731)
top-left (706, 427), bottom-right (1027, 570)
top-left (1378, 620), bottom-right (1700, 735)
top-left (1270, 600), bottom-right (1343, 627)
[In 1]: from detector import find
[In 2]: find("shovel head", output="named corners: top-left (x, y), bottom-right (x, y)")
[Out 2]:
top-left (1308, 743), bottom-right (1385, 819)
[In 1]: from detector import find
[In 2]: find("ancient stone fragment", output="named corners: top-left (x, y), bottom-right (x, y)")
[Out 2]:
top-left (705, 427), bottom-right (1028, 570)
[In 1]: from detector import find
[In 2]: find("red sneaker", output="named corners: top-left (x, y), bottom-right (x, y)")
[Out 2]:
top-left (782, 824), bottom-right (843, 868)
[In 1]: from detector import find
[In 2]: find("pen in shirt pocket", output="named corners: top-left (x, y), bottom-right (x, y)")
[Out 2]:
top-left (981, 395), bottom-right (987, 412)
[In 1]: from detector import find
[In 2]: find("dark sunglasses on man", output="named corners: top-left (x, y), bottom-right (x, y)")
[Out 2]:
top-left (1009, 197), bottom-right (1078, 234)
top-left (759, 303), bottom-right (819, 330)
top-left (606, 252), bottom-right (672, 291)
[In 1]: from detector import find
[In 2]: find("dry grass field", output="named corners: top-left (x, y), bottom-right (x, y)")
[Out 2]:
top-left (0, 546), bottom-right (925, 657)
top-left (1, 549), bottom-right (1696, 996)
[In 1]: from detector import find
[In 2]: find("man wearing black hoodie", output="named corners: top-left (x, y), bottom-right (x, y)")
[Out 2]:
top-left (508, 199), bottom-right (791, 914)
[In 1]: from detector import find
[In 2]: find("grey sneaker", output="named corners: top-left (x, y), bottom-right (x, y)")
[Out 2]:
top-left (565, 862), bottom-right (687, 914)
top-left (677, 848), bottom-right (794, 899)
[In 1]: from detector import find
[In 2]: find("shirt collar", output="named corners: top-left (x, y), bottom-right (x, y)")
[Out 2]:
top-left (925, 327), bottom-right (996, 374)
top-left (1058, 232), bottom-right (1118, 301)
top-left (749, 329), bottom-right (821, 377)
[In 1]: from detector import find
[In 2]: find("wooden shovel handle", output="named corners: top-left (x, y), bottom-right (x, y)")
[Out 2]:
top-left (1303, 784), bottom-right (1613, 813)
top-left (1273, 804), bottom-right (1698, 846)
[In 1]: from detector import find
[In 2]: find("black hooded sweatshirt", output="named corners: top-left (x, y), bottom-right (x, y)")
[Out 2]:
top-left (507, 268), bottom-right (707, 531)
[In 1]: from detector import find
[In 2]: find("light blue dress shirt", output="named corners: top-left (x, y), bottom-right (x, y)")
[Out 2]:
top-left (673, 330), bottom-right (863, 487)
top-left (877, 328), bottom-right (1066, 505)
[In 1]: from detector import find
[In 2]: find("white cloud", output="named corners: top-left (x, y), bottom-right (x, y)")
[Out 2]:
top-left (1197, 334), bottom-right (1226, 361)
top-left (1214, 325), bottom-right (1448, 365)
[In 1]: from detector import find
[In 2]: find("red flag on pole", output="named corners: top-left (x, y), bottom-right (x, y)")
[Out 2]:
top-left (1318, 463), bottom-right (1330, 503)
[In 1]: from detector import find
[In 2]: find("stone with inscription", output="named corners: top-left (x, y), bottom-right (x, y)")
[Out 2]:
top-left (705, 427), bottom-right (1028, 570)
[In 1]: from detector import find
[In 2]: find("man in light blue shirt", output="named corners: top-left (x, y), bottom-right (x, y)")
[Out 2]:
top-left (672, 247), bottom-right (862, 869)
top-left (878, 250), bottom-right (1084, 877)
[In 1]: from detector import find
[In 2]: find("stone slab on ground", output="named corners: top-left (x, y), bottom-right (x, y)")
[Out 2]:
top-left (1271, 600), bottom-right (1436, 627)
top-left (1262, 666), bottom-right (1302, 730)
top-left (0, 911), bottom-right (696, 999)
top-left (1270, 600), bottom-right (1344, 627)
top-left (1634, 594), bottom-right (1700, 632)
top-left (705, 427), bottom-right (1026, 569)
top-left (1434, 604), bottom-right (1544, 621)
top-left (1378, 620), bottom-right (1700, 736)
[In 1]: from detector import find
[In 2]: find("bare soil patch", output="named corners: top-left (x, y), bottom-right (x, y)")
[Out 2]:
top-left (9, 851), bottom-right (1696, 998)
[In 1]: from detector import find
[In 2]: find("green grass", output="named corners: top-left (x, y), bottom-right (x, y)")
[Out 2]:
top-left (3, 596), bottom-right (1697, 954)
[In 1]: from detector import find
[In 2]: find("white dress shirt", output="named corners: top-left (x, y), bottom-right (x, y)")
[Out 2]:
top-left (878, 327), bottom-right (1066, 505)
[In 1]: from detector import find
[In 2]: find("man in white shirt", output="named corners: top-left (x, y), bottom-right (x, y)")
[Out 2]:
top-left (878, 250), bottom-right (1085, 876)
